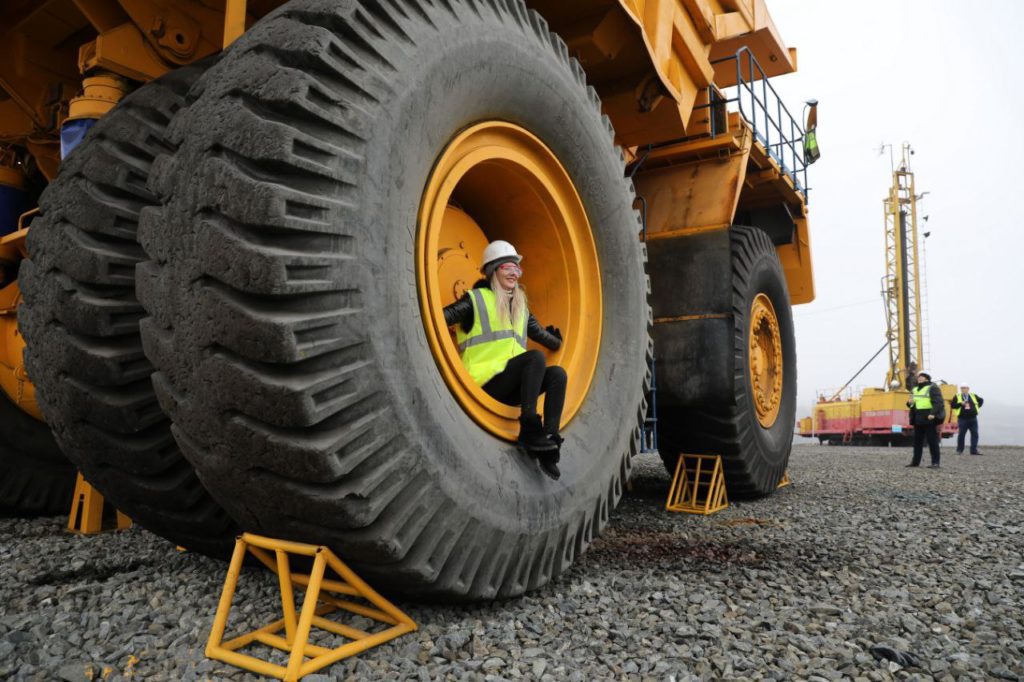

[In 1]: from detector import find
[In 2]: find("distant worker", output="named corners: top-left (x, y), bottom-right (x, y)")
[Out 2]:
top-left (905, 371), bottom-right (945, 468)
top-left (950, 385), bottom-right (984, 456)
top-left (443, 240), bottom-right (566, 480)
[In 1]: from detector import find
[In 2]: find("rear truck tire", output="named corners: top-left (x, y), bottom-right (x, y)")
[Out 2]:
top-left (18, 62), bottom-right (237, 555)
top-left (654, 226), bottom-right (796, 498)
top-left (0, 393), bottom-right (75, 515)
top-left (137, 0), bottom-right (650, 599)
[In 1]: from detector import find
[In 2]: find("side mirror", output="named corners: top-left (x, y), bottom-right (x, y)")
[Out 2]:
top-left (803, 99), bottom-right (820, 165)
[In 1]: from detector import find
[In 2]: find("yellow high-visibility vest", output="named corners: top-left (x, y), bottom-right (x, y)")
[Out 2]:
top-left (953, 392), bottom-right (981, 418)
top-left (455, 288), bottom-right (527, 385)
top-left (911, 384), bottom-right (933, 410)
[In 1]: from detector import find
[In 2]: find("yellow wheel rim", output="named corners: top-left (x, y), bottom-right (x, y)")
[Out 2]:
top-left (749, 293), bottom-right (783, 429)
top-left (417, 122), bottom-right (602, 441)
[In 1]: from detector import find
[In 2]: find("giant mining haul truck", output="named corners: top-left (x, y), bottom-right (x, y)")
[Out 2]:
top-left (1, 0), bottom-right (815, 599)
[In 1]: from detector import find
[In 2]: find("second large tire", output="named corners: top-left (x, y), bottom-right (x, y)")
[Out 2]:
top-left (138, 0), bottom-right (650, 599)
top-left (19, 63), bottom-right (237, 555)
top-left (657, 226), bottom-right (796, 497)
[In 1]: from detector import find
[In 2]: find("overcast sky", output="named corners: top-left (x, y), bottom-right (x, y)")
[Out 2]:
top-left (762, 0), bottom-right (1024, 426)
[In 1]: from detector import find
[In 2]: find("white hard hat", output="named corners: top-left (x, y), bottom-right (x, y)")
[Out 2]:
top-left (480, 240), bottom-right (522, 271)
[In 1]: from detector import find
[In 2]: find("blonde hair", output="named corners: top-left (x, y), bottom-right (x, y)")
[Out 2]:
top-left (489, 271), bottom-right (527, 330)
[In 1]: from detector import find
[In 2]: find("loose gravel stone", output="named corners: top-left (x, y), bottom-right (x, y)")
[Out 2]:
top-left (2, 445), bottom-right (1022, 680)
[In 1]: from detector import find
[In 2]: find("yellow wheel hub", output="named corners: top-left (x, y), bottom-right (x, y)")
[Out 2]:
top-left (417, 122), bottom-right (602, 441)
top-left (748, 293), bottom-right (783, 429)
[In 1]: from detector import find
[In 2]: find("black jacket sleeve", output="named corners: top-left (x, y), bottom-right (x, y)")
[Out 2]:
top-left (442, 295), bottom-right (474, 333)
top-left (976, 395), bottom-right (984, 409)
top-left (527, 314), bottom-right (561, 351)
top-left (929, 384), bottom-right (945, 420)
top-left (950, 395), bottom-right (962, 411)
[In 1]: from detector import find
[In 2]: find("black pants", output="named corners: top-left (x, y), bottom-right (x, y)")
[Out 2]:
top-left (911, 422), bottom-right (941, 466)
top-left (483, 350), bottom-right (567, 432)
top-left (956, 417), bottom-right (980, 453)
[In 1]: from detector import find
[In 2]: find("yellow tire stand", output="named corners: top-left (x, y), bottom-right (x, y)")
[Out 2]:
top-left (207, 533), bottom-right (417, 681)
top-left (67, 472), bottom-right (131, 534)
top-left (665, 454), bottom-right (729, 515)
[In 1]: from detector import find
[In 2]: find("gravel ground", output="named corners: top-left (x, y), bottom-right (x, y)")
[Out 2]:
top-left (2, 444), bottom-right (1022, 681)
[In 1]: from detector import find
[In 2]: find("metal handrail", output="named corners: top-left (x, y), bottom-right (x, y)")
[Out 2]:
top-left (702, 47), bottom-right (809, 199)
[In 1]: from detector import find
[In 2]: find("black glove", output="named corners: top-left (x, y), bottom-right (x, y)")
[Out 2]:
top-left (545, 325), bottom-right (563, 341)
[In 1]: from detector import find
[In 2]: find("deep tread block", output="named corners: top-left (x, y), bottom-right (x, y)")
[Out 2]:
top-left (19, 61), bottom-right (237, 556)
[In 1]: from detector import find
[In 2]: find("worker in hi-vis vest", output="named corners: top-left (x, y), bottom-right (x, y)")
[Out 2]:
top-left (443, 241), bottom-right (566, 480)
top-left (950, 385), bottom-right (984, 456)
top-left (905, 371), bottom-right (946, 468)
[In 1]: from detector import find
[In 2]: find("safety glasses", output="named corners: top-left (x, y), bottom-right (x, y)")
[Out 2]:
top-left (497, 263), bottom-right (523, 277)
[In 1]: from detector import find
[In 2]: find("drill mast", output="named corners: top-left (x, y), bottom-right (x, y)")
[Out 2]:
top-left (882, 144), bottom-right (925, 390)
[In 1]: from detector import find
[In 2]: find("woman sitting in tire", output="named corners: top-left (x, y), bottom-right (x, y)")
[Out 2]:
top-left (443, 240), bottom-right (567, 479)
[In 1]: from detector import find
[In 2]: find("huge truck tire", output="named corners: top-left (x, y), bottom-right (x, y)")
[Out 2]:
top-left (18, 63), bottom-right (237, 555)
top-left (657, 226), bottom-right (795, 498)
top-left (0, 393), bottom-right (75, 515)
top-left (138, 0), bottom-right (650, 599)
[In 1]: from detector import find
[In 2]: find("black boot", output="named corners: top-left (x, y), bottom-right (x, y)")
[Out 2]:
top-left (538, 454), bottom-right (561, 480)
top-left (537, 432), bottom-right (562, 480)
top-left (518, 414), bottom-right (556, 454)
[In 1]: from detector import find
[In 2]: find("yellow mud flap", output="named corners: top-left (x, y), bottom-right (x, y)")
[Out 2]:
top-left (67, 472), bottom-right (131, 534)
top-left (206, 533), bottom-right (417, 681)
top-left (778, 470), bottom-right (792, 488)
top-left (665, 453), bottom-right (729, 515)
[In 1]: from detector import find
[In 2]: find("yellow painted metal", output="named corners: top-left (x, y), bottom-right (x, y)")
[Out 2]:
top-left (777, 470), bottom-right (790, 488)
top-left (529, 0), bottom-right (797, 146)
top-left (67, 73), bottom-right (128, 121)
top-left (84, 0), bottom-right (227, 74)
top-left (748, 292), bottom-right (783, 429)
top-left (78, 22), bottom-right (173, 82)
top-left (0, 165), bottom-right (26, 192)
top-left (776, 213), bottom-right (814, 304)
top-left (206, 533), bottom-right (417, 681)
top-left (0, 280), bottom-right (42, 420)
top-left (632, 107), bottom-right (813, 305)
top-left (417, 121), bottom-right (602, 442)
top-left (67, 472), bottom-right (132, 534)
top-left (666, 453), bottom-right (729, 515)
top-left (634, 124), bottom-right (753, 240)
top-left (223, 0), bottom-right (249, 48)
top-left (0, 225), bottom-right (42, 420)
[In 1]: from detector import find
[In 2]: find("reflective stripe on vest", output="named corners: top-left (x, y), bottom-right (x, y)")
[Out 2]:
top-left (455, 288), bottom-right (527, 385)
top-left (912, 384), bottom-right (933, 410)
top-left (953, 392), bottom-right (981, 418)
top-left (804, 129), bottom-right (820, 164)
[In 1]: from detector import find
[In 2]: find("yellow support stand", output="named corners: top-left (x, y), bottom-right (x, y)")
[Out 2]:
top-left (67, 472), bottom-right (131, 534)
top-left (665, 453), bottom-right (729, 515)
top-left (207, 533), bottom-right (417, 681)
top-left (778, 470), bottom-right (792, 488)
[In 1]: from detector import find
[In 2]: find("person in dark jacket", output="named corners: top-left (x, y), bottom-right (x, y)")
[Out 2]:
top-left (906, 371), bottom-right (945, 468)
top-left (442, 240), bottom-right (566, 480)
top-left (950, 385), bottom-right (984, 455)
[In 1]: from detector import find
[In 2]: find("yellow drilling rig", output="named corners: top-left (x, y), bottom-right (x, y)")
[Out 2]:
top-left (798, 144), bottom-right (956, 446)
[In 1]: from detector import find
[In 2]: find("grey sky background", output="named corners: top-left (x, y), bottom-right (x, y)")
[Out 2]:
top-left (763, 0), bottom-right (1024, 440)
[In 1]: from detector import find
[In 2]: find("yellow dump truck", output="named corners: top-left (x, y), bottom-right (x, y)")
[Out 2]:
top-left (1, 0), bottom-right (814, 597)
